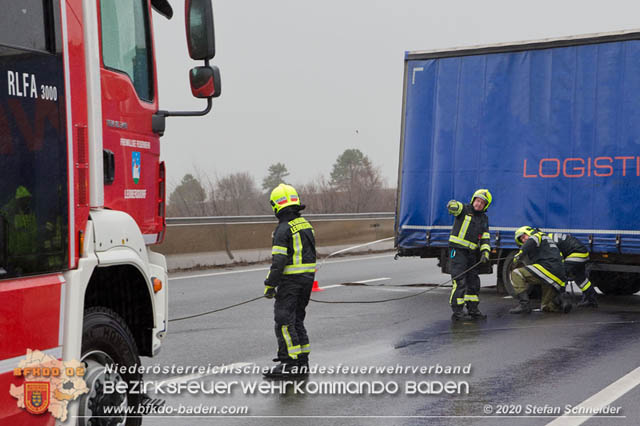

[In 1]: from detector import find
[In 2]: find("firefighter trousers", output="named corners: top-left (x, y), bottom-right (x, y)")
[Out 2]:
top-left (511, 266), bottom-right (564, 312)
top-left (565, 261), bottom-right (592, 292)
top-left (449, 248), bottom-right (481, 311)
top-left (273, 278), bottom-right (313, 362)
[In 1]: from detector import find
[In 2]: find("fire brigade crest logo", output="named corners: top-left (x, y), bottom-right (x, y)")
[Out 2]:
top-left (24, 382), bottom-right (50, 415)
top-left (132, 151), bottom-right (141, 184)
top-left (9, 349), bottom-right (88, 421)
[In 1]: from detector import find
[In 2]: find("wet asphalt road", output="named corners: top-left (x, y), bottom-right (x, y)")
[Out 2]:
top-left (137, 254), bottom-right (640, 426)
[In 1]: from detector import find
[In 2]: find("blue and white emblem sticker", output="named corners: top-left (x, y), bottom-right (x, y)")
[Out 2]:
top-left (132, 151), bottom-right (141, 184)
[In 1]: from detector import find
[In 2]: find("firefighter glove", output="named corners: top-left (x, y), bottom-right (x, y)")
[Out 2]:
top-left (447, 200), bottom-right (461, 215)
top-left (513, 252), bottom-right (521, 265)
top-left (481, 251), bottom-right (490, 263)
top-left (264, 285), bottom-right (276, 299)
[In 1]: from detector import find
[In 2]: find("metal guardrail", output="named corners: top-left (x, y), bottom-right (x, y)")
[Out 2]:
top-left (166, 212), bottom-right (395, 226)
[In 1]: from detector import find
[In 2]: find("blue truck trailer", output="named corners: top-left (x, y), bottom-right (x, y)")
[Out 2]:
top-left (395, 31), bottom-right (640, 296)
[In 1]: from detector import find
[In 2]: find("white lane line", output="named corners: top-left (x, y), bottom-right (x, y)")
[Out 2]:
top-left (372, 287), bottom-right (421, 293)
top-left (322, 254), bottom-right (393, 265)
top-left (319, 284), bottom-right (343, 290)
top-left (354, 277), bottom-right (390, 284)
top-left (503, 295), bottom-right (513, 299)
top-left (153, 362), bottom-right (254, 389)
top-left (171, 254), bottom-right (394, 281)
top-left (171, 267), bottom-right (269, 280)
top-left (546, 366), bottom-right (640, 426)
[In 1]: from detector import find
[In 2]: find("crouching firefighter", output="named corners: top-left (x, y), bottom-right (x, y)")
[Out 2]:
top-left (263, 184), bottom-right (316, 379)
top-left (446, 189), bottom-right (493, 320)
top-left (509, 226), bottom-right (572, 314)
top-left (547, 232), bottom-right (598, 308)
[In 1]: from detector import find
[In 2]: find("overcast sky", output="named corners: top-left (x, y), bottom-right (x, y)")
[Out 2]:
top-left (153, 0), bottom-right (640, 191)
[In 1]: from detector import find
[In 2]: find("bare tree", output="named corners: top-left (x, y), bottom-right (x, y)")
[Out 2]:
top-left (214, 172), bottom-right (266, 215)
top-left (167, 174), bottom-right (207, 217)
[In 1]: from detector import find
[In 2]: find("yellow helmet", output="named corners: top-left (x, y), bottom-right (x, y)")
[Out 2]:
top-left (269, 183), bottom-right (300, 213)
top-left (16, 186), bottom-right (32, 199)
top-left (515, 226), bottom-right (535, 246)
top-left (471, 188), bottom-right (492, 211)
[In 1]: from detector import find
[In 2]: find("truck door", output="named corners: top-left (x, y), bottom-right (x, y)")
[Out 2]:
top-left (99, 0), bottom-right (162, 240)
top-left (0, 0), bottom-right (69, 278)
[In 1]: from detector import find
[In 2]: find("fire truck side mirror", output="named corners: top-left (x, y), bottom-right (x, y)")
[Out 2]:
top-left (185, 0), bottom-right (215, 61)
top-left (189, 65), bottom-right (221, 98)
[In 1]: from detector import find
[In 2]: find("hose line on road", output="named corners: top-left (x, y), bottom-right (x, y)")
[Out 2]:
top-left (310, 256), bottom-right (509, 304)
top-left (169, 296), bottom-right (264, 322)
top-left (168, 254), bottom-right (509, 320)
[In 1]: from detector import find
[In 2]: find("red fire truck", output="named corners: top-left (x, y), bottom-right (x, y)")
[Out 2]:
top-left (0, 1), bottom-right (220, 424)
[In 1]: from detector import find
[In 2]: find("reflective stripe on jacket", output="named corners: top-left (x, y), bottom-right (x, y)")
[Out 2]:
top-left (518, 232), bottom-right (566, 284)
top-left (448, 202), bottom-right (490, 253)
top-left (266, 210), bottom-right (316, 286)
top-left (547, 232), bottom-right (589, 263)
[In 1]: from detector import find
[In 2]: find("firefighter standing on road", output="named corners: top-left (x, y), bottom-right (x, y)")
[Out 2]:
top-left (509, 226), bottom-right (572, 314)
top-left (446, 189), bottom-right (492, 320)
top-left (263, 184), bottom-right (316, 379)
top-left (546, 232), bottom-right (598, 308)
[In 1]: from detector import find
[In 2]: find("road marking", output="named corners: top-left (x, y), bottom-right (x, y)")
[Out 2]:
top-left (354, 277), bottom-right (390, 284)
top-left (153, 362), bottom-right (254, 389)
top-left (371, 287), bottom-right (420, 293)
top-left (171, 267), bottom-right (269, 280)
top-left (171, 254), bottom-right (394, 281)
top-left (322, 254), bottom-right (393, 265)
top-left (503, 295), bottom-right (513, 299)
top-left (546, 366), bottom-right (640, 426)
top-left (319, 284), bottom-right (343, 290)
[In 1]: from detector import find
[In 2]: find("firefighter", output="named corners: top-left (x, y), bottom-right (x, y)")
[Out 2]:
top-left (1, 186), bottom-right (38, 274)
top-left (546, 232), bottom-right (598, 308)
top-left (263, 184), bottom-right (316, 379)
top-left (509, 226), bottom-right (572, 314)
top-left (446, 189), bottom-right (492, 320)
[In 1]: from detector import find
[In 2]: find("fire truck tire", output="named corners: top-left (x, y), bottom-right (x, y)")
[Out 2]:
top-left (80, 307), bottom-right (142, 426)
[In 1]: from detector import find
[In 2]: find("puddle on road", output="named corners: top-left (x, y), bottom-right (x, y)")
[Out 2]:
top-left (395, 303), bottom-right (640, 420)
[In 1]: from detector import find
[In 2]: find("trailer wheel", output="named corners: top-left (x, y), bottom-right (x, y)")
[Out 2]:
top-left (592, 271), bottom-right (640, 295)
top-left (79, 307), bottom-right (142, 426)
top-left (500, 251), bottom-right (519, 297)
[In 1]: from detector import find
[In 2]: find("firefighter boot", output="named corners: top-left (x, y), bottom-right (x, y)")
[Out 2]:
top-left (577, 287), bottom-right (598, 308)
top-left (509, 292), bottom-right (532, 314)
top-left (451, 305), bottom-right (469, 321)
top-left (552, 291), bottom-right (573, 314)
top-left (263, 360), bottom-right (297, 379)
top-left (466, 302), bottom-right (487, 319)
top-left (295, 353), bottom-right (310, 377)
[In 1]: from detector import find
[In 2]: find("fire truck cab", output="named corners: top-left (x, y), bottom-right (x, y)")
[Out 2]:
top-left (0, 1), bottom-right (220, 424)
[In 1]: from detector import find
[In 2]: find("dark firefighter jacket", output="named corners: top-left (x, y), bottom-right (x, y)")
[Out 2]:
top-left (519, 232), bottom-right (566, 287)
top-left (547, 232), bottom-right (589, 262)
top-left (448, 202), bottom-right (490, 254)
top-left (265, 208), bottom-right (316, 287)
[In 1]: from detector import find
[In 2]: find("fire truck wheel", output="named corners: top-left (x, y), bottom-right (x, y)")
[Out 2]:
top-left (80, 307), bottom-right (142, 426)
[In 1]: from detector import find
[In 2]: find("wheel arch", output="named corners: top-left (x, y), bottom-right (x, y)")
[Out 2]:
top-left (84, 264), bottom-right (155, 356)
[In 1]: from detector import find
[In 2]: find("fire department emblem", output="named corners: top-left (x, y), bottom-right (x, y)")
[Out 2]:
top-left (132, 151), bottom-right (141, 184)
top-left (24, 382), bottom-right (50, 415)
